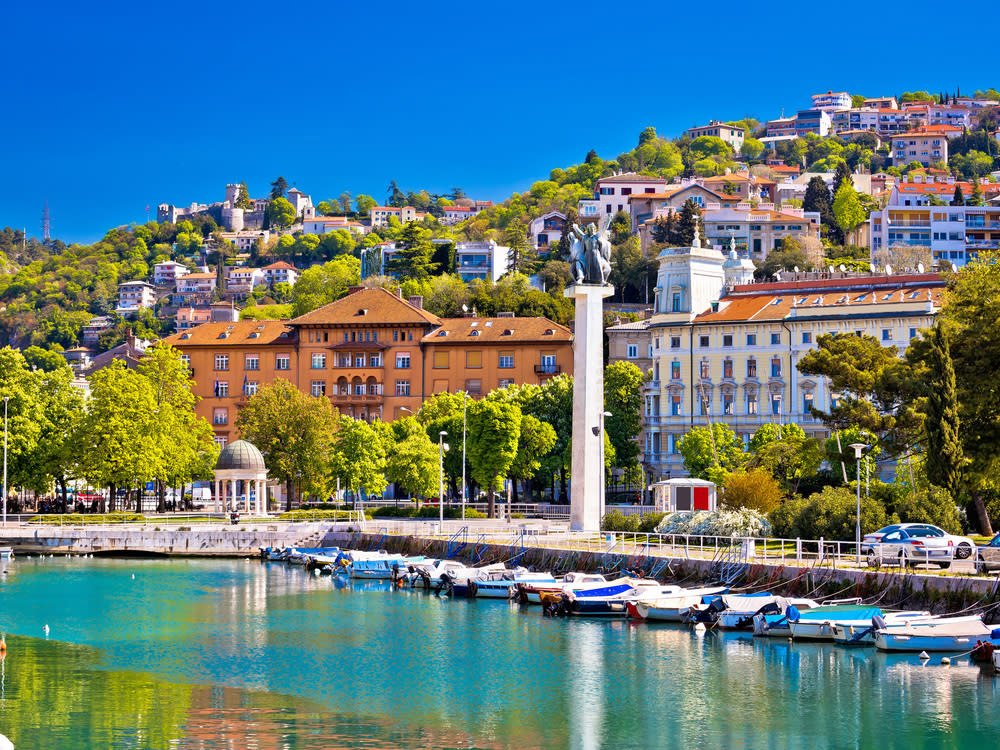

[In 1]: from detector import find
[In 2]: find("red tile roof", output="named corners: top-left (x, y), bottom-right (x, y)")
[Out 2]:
top-left (162, 320), bottom-right (295, 347)
top-left (422, 317), bottom-right (571, 343)
top-left (290, 287), bottom-right (442, 327)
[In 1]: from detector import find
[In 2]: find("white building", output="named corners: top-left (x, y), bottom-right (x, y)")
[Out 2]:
top-left (262, 261), bottom-right (299, 287)
top-left (116, 281), bottom-right (157, 315)
top-left (210, 231), bottom-right (271, 253)
top-left (371, 206), bottom-right (420, 227)
top-left (528, 211), bottom-right (566, 250)
top-left (152, 261), bottom-right (190, 285)
top-left (685, 121), bottom-right (746, 153)
top-left (225, 267), bottom-right (264, 294)
top-left (286, 188), bottom-right (315, 221)
top-left (811, 90), bottom-right (853, 111)
top-left (302, 217), bottom-right (366, 235)
top-left (578, 173), bottom-right (669, 220)
top-left (455, 241), bottom-right (510, 282)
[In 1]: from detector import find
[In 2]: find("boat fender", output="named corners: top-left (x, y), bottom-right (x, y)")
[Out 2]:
top-left (468, 580), bottom-right (478, 597)
top-left (872, 615), bottom-right (887, 631)
top-left (992, 628), bottom-right (1000, 640)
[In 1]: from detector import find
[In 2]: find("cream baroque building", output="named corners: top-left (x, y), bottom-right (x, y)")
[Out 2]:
top-left (642, 234), bottom-right (944, 480)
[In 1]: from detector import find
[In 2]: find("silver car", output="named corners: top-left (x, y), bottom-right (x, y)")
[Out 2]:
top-left (866, 527), bottom-right (955, 569)
top-left (976, 534), bottom-right (1000, 574)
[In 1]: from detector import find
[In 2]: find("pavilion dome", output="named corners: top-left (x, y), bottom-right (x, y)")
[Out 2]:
top-left (215, 440), bottom-right (266, 472)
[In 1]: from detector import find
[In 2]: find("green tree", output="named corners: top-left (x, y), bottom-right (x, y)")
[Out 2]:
top-left (22, 345), bottom-right (69, 372)
top-left (951, 184), bottom-right (965, 206)
top-left (675, 199), bottom-right (705, 247)
top-left (504, 222), bottom-right (537, 275)
top-left (338, 191), bottom-right (353, 214)
top-left (266, 197), bottom-right (296, 228)
top-left (516, 375), bottom-right (574, 502)
top-left (832, 181), bottom-right (867, 238)
top-left (269, 176), bottom-right (288, 200)
top-left (467, 398), bottom-right (522, 517)
top-left (355, 194), bottom-right (377, 216)
top-left (385, 418), bottom-right (439, 500)
top-left (678, 424), bottom-right (745, 484)
top-left (236, 182), bottom-right (253, 210)
top-left (331, 415), bottom-right (388, 500)
top-left (29, 365), bottom-right (84, 508)
top-left (290, 255), bottom-right (361, 316)
top-left (386, 180), bottom-right (406, 207)
top-left (604, 361), bottom-right (644, 474)
top-left (388, 222), bottom-right (438, 281)
top-left (921, 324), bottom-right (967, 506)
top-left (757, 236), bottom-right (812, 278)
top-left (770, 485), bottom-right (893, 541)
top-left (73, 360), bottom-right (159, 511)
top-left (741, 137), bottom-right (765, 161)
top-left (688, 135), bottom-right (732, 161)
top-left (236, 380), bottom-right (338, 509)
top-left (508, 413), bottom-right (557, 502)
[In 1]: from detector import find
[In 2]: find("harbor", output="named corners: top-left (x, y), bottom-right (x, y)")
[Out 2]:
top-left (0, 553), bottom-right (998, 749)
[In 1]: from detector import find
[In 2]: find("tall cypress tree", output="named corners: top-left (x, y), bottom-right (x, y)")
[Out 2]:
top-left (951, 184), bottom-right (965, 206)
top-left (675, 199), bottom-right (704, 246)
top-left (924, 324), bottom-right (967, 503)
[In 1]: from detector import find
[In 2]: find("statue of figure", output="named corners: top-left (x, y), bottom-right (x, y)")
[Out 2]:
top-left (570, 220), bottom-right (612, 285)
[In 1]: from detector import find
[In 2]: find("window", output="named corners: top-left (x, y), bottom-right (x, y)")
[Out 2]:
top-left (245, 355), bottom-right (259, 371)
top-left (722, 334), bottom-right (733, 347)
top-left (699, 361), bottom-right (710, 379)
top-left (723, 359), bottom-right (733, 379)
top-left (216, 381), bottom-right (229, 398)
top-left (627, 344), bottom-right (638, 359)
top-left (770, 332), bottom-right (781, 345)
top-left (909, 328), bottom-right (917, 339)
top-left (803, 392), bottom-right (814, 413)
top-left (499, 378), bottom-right (514, 388)
top-left (214, 354), bottom-right (229, 371)
top-left (771, 394), bottom-right (782, 415)
top-left (671, 293), bottom-right (682, 312)
top-left (311, 353), bottom-right (326, 369)
top-left (396, 352), bottom-right (411, 369)
top-left (499, 352), bottom-right (514, 369)
top-left (671, 394), bottom-right (682, 416)
top-left (670, 361), bottom-right (681, 380)
top-left (700, 335), bottom-right (710, 348)
top-left (540, 354), bottom-right (557, 373)
top-left (213, 436), bottom-right (227, 448)
top-left (746, 393), bottom-right (758, 415)
top-left (466, 351), bottom-right (482, 368)
top-left (882, 329), bottom-right (892, 342)
top-left (670, 336), bottom-right (681, 349)
top-left (723, 393), bottom-right (734, 415)
top-left (648, 344), bottom-right (654, 358)
top-left (395, 380), bottom-right (410, 396)
top-left (465, 379), bottom-right (482, 394)
top-left (801, 332), bottom-right (812, 344)
top-left (245, 380), bottom-right (258, 397)
top-left (433, 351), bottom-right (449, 369)
top-left (393, 330), bottom-right (399, 342)
top-left (369, 354), bottom-right (381, 367)
top-left (213, 407), bottom-right (227, 425)
top-left (275, 355), bottom-right (290, 370)
top-left (354, 355), bottom-right (365, 367)
top-left (699, 393), bottom-right (710, 415)
top-left (310, 380), bottom-right (326, 397)
top-left (354, 382), bottom-right (365, 396)
top-left (771, 357), bottom-right (782, 377)
top-left (747, 358), bottom-right (757, 378)
top-left (746, 334), bottom-right (756, 346)
top-left (180, 354), bottom-right (191, 368)
top-left (669, 434), bottom-right (681, 454)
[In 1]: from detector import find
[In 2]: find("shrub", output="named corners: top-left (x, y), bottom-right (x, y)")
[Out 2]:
top-left (29, 513), bottom-right (145, 525)
top-left (723, 470), bottom-right (783, 514)
top-left (770, 486), bottom-right (894, 540)
top-left (654, 509), bottom-right (772, 537)
top-left (892, 485), bottom-right (962, 534)
top-left (277, 510), bottom-right (369, 521)
top-left (601, 510), bottom-right (638, 532)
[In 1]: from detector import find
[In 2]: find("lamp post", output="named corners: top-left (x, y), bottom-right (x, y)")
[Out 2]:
top-left (598, 410), bottom-right (612, 518)
top-left (2, 395), bottom-right (7, 528)
top-left (438, 431), bottom-right (449, 528)
top-left (849, 442), bottom-right (868, 566)
top-left (461, 392), bottom-right (467, 521)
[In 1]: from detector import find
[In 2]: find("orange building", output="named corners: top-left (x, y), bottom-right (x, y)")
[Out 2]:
top-left (162, 287), bottom-right (573, 445)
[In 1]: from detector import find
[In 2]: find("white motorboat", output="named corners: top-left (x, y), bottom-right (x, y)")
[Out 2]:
top-left (625, 586), bottom-right (729, 622)
top-left (691, 593), bottom-right (818, 630)
top-left (563, 579), bottom-right (680, 617)
top-left (455, 568), bottom-right (556, 598)
top-left (517, 572), bottom-right (611, 604)
top-left (875, 616), bottom-right (999, 652)
top-left (407, 560), bottom-right (506, 589)
top-left (830, 612), bottom-right (969, 645)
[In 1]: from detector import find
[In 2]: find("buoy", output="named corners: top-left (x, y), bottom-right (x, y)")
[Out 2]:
top-left (42, 624), bottom-right (49, 637)
top-left (941, 657), bottom-right (951, 665)
top-left (919, 651), bottom-right (930, 660)
top-left (0, 635), bottom-right (6, 652)
top-left (131, 574), bottom-right (135, 580)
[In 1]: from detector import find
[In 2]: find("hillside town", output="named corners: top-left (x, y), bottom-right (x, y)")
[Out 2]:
top-left (2, 85), bottom-right (1000, 537)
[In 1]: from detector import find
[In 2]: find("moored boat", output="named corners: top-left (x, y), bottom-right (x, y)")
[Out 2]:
top-left (874, 616), bottom-right (1000, 652)
top-left (831, 611), bottom-right (961, 646)
top-left (625, 586), bottom-right (729, 622)
top-left (516, 572), bottom-right (610, 604)
top-left (454, 569), bottom-right (556, 598)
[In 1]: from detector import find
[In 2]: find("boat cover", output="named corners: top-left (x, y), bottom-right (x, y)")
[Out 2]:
top-left (787, 605), bottom-right (882, 623)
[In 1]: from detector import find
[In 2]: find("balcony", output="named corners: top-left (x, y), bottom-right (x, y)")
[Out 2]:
top-left (643, 380), bottom-right (661, 392)
top-left (535, 364), bottom-right (562, 376)
top-left (330, 392), bottom-right (383, 404)
top-left (887, 220), bottom-right (931, 228)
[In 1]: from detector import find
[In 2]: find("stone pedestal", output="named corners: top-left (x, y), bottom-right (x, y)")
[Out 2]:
top-left (564, 283), bottom-right (614, 531)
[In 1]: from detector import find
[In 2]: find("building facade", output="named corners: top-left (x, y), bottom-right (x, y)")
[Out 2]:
top-left (162, 288), bottom-right (573, 445)
top-left (642, 241), bottom-right (944, 480)
top-left (117, 281), bottom-right (157, 315)
top-left (685, 121), bottom-right (745, 153)
top-left (578, 173), bottom-right (669, 219)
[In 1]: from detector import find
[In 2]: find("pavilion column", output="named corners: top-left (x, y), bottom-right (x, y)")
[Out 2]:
top-left (214, 480), bottom-right (221, 513)
top-left (231, 479), bottom-right (237, 511)
top-left (258, 480), bottom-right (265, 515)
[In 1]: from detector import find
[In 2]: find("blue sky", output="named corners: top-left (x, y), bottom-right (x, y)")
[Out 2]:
top-left (2, 0), bottom-right (996, 243)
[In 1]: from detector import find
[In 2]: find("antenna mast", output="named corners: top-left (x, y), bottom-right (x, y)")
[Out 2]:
top-left (41, 201), bottom-right (51, 242)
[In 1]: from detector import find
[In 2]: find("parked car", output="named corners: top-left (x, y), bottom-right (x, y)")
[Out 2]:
top-left (975, 533), bottom-right (1000, 574)
top-left (866, 527), bottom-right (955, 569)
top-left (862, 523), bottom-right (976, 559)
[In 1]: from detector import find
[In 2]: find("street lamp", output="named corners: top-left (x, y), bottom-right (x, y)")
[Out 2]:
top-left (438, 431), bottom-right (449, 527)
top-left (598, 410), bottom-right (612, 518)
top-left (2, 395), bottom-right (7, 527)
top-left (461, 392), bottom-right (467, 521)
top-left (849, 442), bottom-right (869, 566)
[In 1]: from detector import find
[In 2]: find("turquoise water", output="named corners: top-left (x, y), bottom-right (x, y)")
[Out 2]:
top-left (0, 557), bottom-right (997, 749)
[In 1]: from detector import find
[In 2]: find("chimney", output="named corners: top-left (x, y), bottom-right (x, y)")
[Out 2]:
top-left (408, 295), bottom-right (424, 310)
top-left (126, 328), bottom-right (135, 348)
top-left (347, 286), bottom-right (364, 295)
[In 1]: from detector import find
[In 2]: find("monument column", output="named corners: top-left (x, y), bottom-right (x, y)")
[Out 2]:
top-left (564, 283), bottom-right (614, 531)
